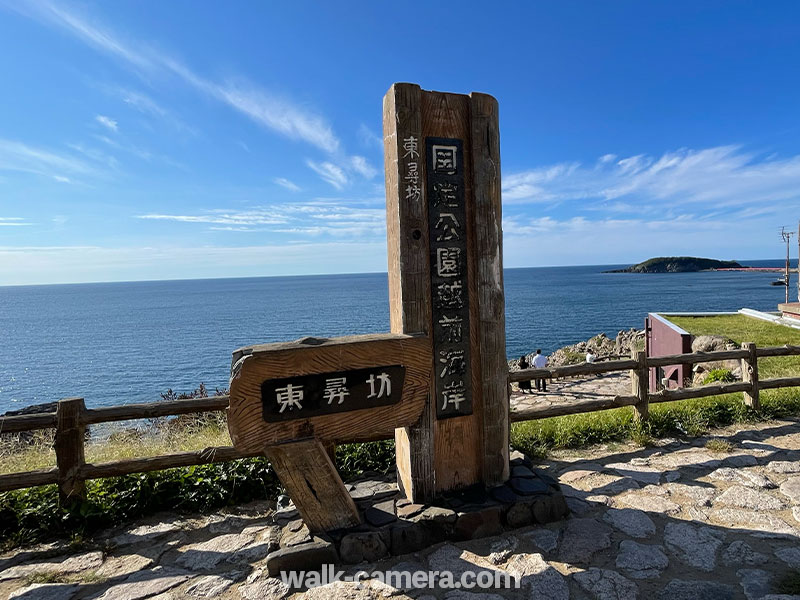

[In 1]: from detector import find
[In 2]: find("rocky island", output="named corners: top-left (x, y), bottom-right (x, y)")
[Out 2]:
top-left (605, 256), bottom-right (743, 273)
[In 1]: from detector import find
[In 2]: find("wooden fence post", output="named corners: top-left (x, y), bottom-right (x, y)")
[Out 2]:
top-left (54, 397), bottom-right (87, 505)
top-left (631, 349), bottom-right (649, 422)
top-left (741, 342), bottom-right (760, 409)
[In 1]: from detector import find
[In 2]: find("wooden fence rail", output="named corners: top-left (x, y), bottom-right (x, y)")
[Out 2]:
top-left (510, 341), bottom-right (800, 423)
top-left (2, 342), bottom-right (800, 500)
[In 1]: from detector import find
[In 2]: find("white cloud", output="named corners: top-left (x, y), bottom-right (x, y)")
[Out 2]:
top-left (0, 217), bottom-right (31, 226)
top-left (274, 177), bottom-right (301, 192)
top-left (0, 138), bottom-right (96, 182)
top-left (0, 241), bottom-right (387, 285)
top-left (502, 145), bottom-right (800, 214)
top-left (111, 87), bottom-right (197, 136)
top-left (137, 201), bottom-right (386, 238)
top-left (501, 213), bottom-right (775, 268)
top-left (117, 88), bottom-right (166, 117)
top-left (349, 155), bottom-right (378, 179)
top-left (95, 114), bottom-right (118, 132)
top-left (13, 1), bottom-right (341, 153)
top-left (139, 210), bottom-right (287, 226)
top-left (306, 160), bottom-right (348, 189)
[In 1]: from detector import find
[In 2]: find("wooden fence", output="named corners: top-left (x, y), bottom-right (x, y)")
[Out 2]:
top-left (509, 343), bottom-right (800, 422)
top-left (0, 395), bottom-right (259, 500)
top-left (2, 343), bottom-right (800, 501)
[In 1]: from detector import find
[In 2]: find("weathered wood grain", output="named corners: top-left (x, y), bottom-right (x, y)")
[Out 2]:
top-left (227, 333), bottom-right (430, 453)
top-left (0, 412), bottom-right (57, 434)
top-left (54, 397), bottom-right (86, 503)
top-left (0, 467), bottom-right (59, 493)
top-left (741, 341), bottom-right (759, 409)
top-left (756, 344), bottom-right (800, 357)
top-left (384, 83), bottom-right (436, 502)
top-left (421, 89), bottom-right (484, 493)
top-left (510, 395), bottom-right (639, 421)
top-left (647, 349), bottom-right (749, 367)
top-left (83, 396), bottom-right (229, 425)
top-left (631, 349), bottom-right (649, 422)
top-left (470, 91), bottom-right (509, 486)
top-left (648, 381), bottom-right (752, 402)
top-left (760, 376), bottom-right (800, 390)
top-left (509, 359), bottom-right (640, 382)
top-left (80, 446), bottom-right (262, 479)
top-left (265, 438), bottom-right (360, 532)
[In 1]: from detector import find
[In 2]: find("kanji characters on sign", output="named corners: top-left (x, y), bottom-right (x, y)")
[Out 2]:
top-left (260, 365), bottom-right (406, 423)
top-left (426, 136), bottom-right (473, 419)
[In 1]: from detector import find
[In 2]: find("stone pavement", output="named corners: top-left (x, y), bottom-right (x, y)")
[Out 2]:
top-left (5, 418), bottom-right (800, 599)
top-left (510, 371), bottom-right (632, 414)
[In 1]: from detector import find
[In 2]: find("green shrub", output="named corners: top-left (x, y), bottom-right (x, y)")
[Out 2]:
top-left (702, 368), bottom-right (736, 385)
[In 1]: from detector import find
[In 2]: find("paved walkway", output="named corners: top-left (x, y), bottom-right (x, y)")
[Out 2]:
top-left (510, 371), bottom-right (632, 414)
top-left (4, 418), bottom-right (800, 599)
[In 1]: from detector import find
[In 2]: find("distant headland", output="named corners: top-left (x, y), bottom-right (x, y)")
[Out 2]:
top-left (605, 256), bottom-right (743, 273)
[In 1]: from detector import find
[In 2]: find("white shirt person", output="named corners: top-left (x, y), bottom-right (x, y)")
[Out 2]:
top-left (532, 349), bottom-right (548, 391)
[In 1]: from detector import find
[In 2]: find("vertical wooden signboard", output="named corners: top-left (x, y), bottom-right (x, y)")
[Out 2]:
top-left (384, 84), bottom-right (509, 501)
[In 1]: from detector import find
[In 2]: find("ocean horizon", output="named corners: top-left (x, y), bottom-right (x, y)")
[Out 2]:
top-left (0, 259), bottom-right (793, 413)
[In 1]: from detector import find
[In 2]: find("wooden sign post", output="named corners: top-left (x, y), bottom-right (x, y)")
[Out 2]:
top-left (227, 83), bottom-right (509, 533)
top-left (384, 83), bottom-right (509, 500)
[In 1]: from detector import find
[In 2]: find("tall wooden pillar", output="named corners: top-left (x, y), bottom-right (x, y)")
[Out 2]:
top-left (384, 83), bottom-right (509, 501)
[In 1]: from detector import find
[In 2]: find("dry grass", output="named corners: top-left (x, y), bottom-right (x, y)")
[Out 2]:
top-left (0, 413), bottom-right (232, 476)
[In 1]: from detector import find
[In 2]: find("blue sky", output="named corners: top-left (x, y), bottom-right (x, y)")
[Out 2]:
top-left (1, 1), bottom-right (799, 285)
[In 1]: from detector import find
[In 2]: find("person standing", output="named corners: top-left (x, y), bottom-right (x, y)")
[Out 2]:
top-left (518, 355), bottom-right (532, 394)
top-left (532, 349), bottom-right (548, 392)
top-left (586, 348), bottom-right (602, 377)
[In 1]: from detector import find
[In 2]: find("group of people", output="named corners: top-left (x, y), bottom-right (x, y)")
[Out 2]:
top-left (517, 347), bottom-right (602, 394)
top-left (517, 349), bottom-right (548, 394)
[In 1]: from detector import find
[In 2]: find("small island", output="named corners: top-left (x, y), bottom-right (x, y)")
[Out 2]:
top-left (605, 256), bottom-right (743, 273)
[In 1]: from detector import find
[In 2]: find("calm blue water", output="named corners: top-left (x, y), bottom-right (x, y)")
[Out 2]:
top-left (0, 260), bottom-right (792, 411)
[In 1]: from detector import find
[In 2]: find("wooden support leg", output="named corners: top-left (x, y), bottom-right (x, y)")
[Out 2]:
top-left (741, 341), bottom-right (760, 409)
top-left (265, 438), bottom-right (360, 533)
top-left (55, 397), bottom-right (87, 505)
top-left (631, 350), bottom-right (649, 422)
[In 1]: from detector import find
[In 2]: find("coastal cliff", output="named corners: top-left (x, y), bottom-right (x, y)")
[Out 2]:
top-left (606, 256), bottom-right (742, 273)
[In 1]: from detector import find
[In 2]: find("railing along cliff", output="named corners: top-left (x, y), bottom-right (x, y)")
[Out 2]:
top-left (2, 342), bottom-right (800, 501)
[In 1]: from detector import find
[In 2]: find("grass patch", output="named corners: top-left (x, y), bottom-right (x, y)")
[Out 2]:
top-left (23, 572), bottom-right (70, 585)
top-left (704, 438), bottom-right (734, 453)
top-left (669, 314), bottom-right (800, 379)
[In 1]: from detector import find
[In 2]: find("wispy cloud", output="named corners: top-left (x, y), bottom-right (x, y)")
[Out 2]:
top-left (95, 114), bottom-right (118, 132)
top-left (274, 177), bottom-right (301, 192)
top-left (137, 201), bottom-right (386, 238)
top-left (0, 241), bottom-right (387, 285)
top-left (306, 160), bottom-right (349, 190)
top-left (13, 1), bottom-right (340, 154)
top-left (502, 145), bottom-right (800, 214)
top-left (349, 155), bottom-right (378, 179)
top-left (0, 138), bottom-right (96, 182)
top-left (500, 212), bottom-right (778, 267)
top-left (0, 217), bottom-right (31, 227)
top-left (358, 123), bottom-right (383, 149)
top-left (139, 209), bottom-right (287, 226)
top-left (109, 86), bottom-right (197, 136)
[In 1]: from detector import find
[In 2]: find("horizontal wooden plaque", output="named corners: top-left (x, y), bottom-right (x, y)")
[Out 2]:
top-left (260, 365), bottom-right (405, 422)
top-left (228, 333), bottom-right (431, 453)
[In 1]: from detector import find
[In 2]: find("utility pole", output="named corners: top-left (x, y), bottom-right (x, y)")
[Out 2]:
top-left (782, 227), bottom-right (795, 304)
top-left (797, 220), bottom-right (799, 302)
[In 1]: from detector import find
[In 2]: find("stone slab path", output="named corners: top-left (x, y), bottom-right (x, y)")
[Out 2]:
top-left (5, 418), bottom-right (800, 599)
top-left (511, 371), bottom-right (631, 415)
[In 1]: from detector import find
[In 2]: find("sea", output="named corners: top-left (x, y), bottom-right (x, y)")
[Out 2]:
top-left (0, 259), bottom-right (793, 412)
